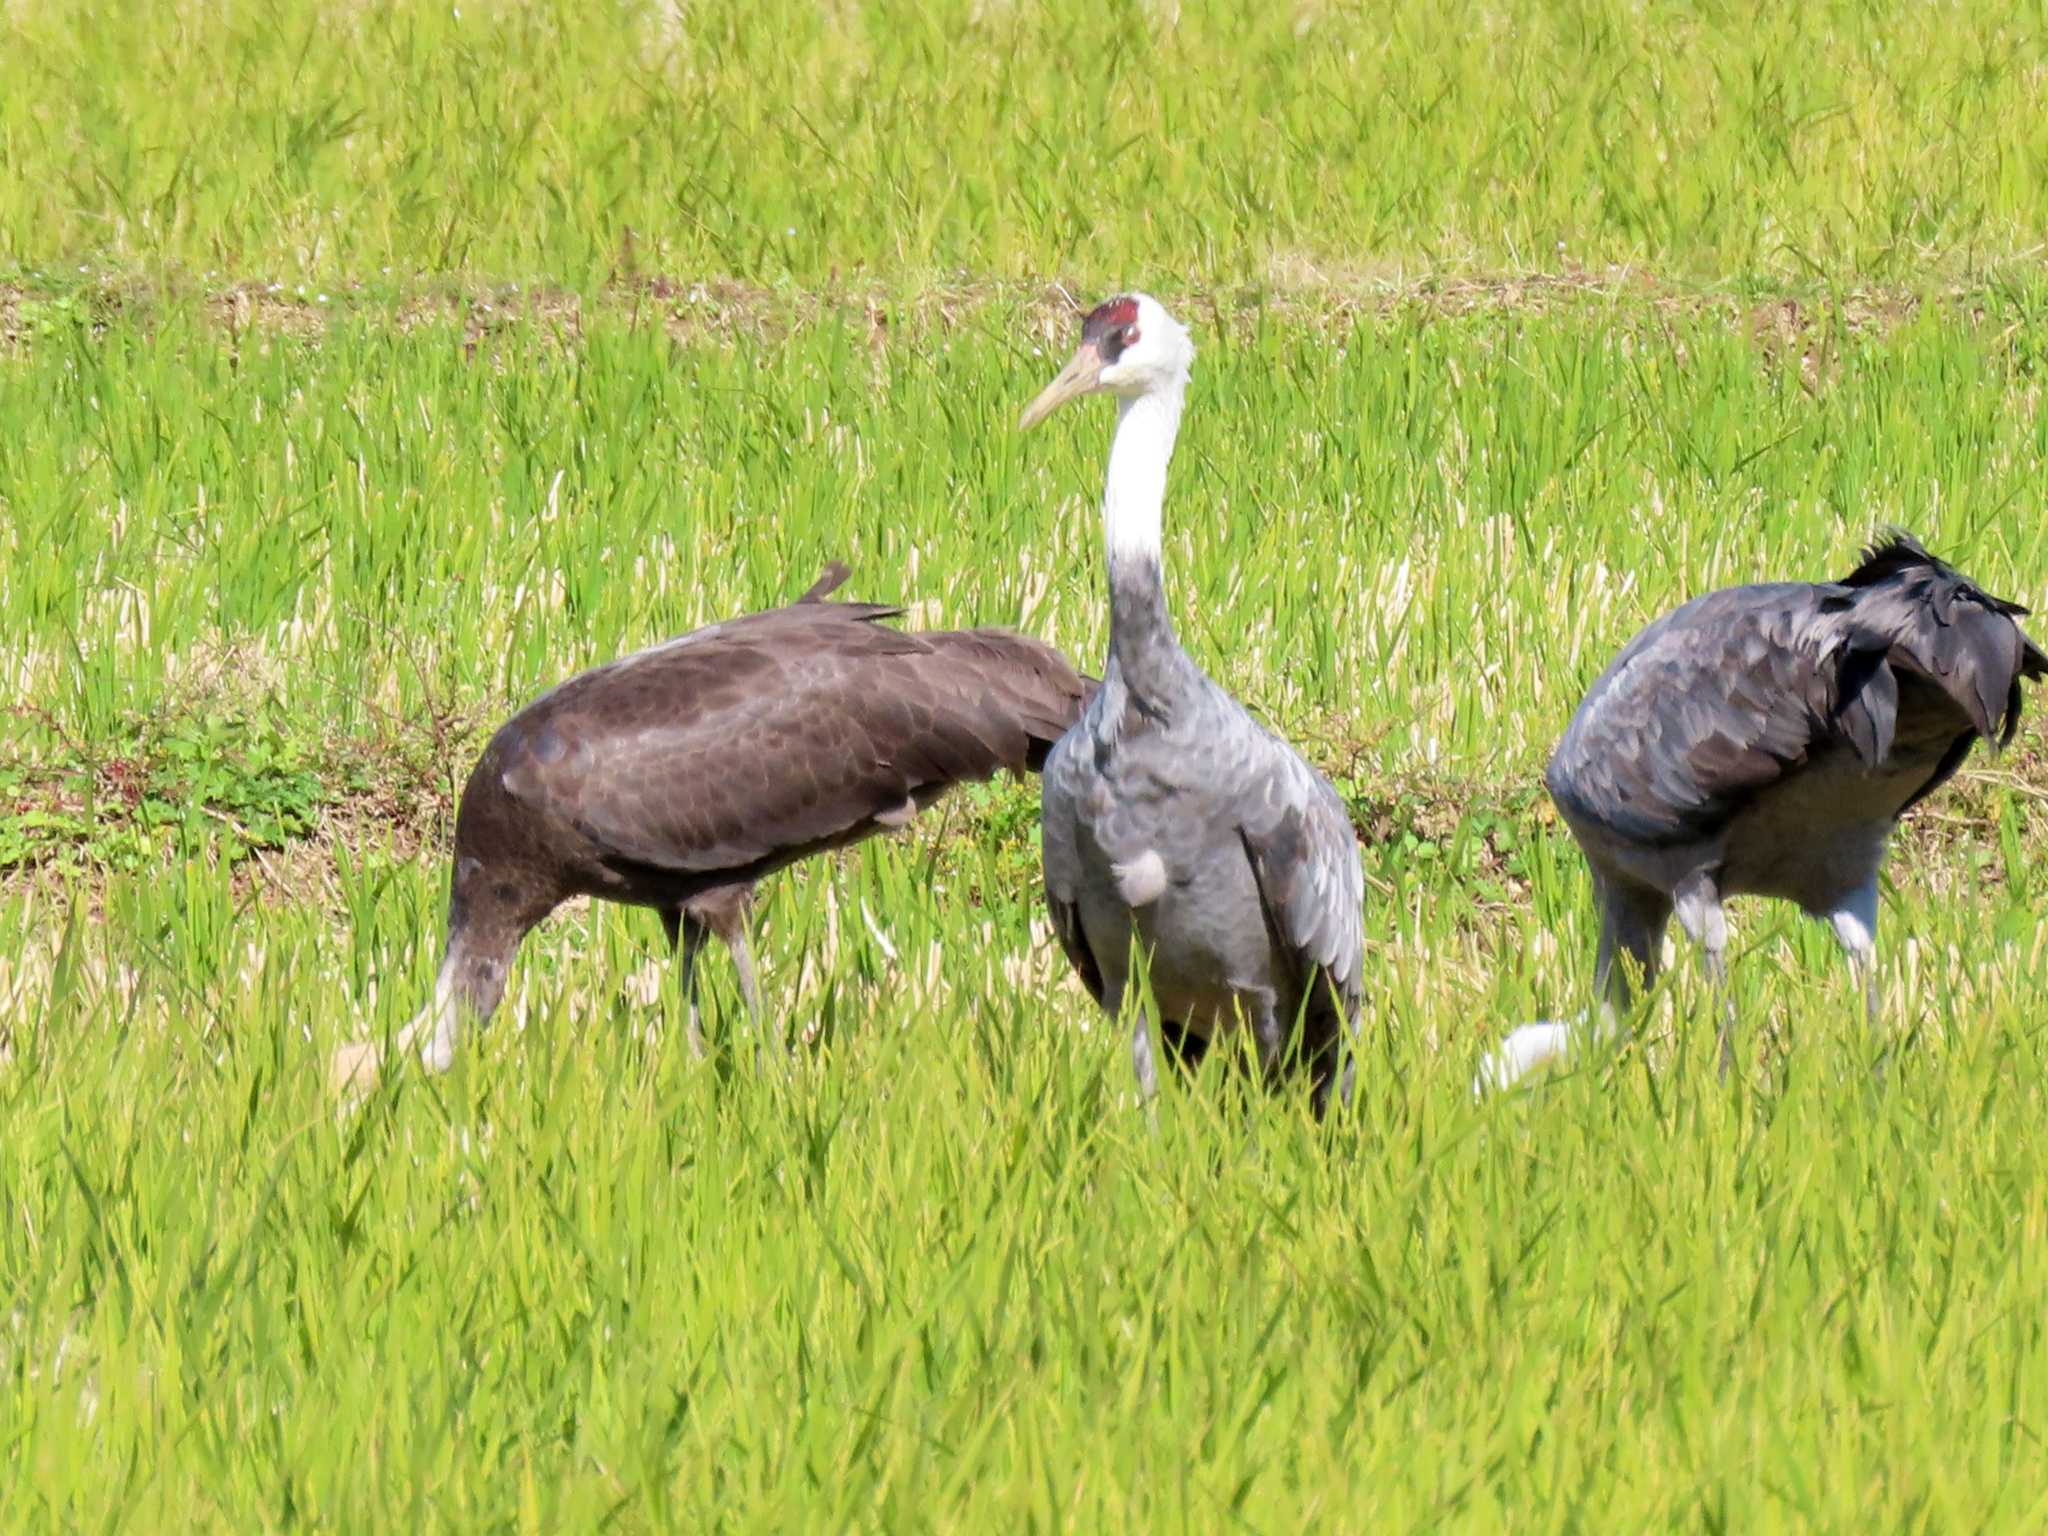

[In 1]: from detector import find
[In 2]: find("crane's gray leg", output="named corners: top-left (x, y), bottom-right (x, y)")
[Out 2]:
top-left (1131, 1019), bottom-right (1161, 1105)
top-left (1107, 979), bottom-right (1161, 1108)
top-left (728, 929), bottom-right (771, 1054)
top-left (1594, 874), bottom-right (1674, 1014)
top-left (1672, 873), bottom-right (1736, 1078)
top-left (1247, 992), bottom-right (1287, 1085)
top-left (1311, 1013), bottom-right (1358, 1117)
top-left (1829, 877), bottom-right (1882, 1060)
top-left (1112, 933), bottom-right (1166, 1113)
top-left (661, 905), bottom-right (712, 1060)
top-left (1475, 875), bottom-right (1670, 1094)
top-left (1325, 1014), bottom-right (1360, 1115)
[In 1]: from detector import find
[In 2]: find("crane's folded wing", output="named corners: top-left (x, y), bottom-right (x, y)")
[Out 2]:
top-left (1546, 585), bottom-right (1846, 846)
top-left (1038, 729), bottom-right (1108, 1006)
top-left (1236, 746), bottom-right (1365, 1018)
top-left (493, 603), bottom-right (1081, 878)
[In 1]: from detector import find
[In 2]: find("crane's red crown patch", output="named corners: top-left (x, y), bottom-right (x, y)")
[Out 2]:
top-left (1080, 295), bottom-right (1141, 360)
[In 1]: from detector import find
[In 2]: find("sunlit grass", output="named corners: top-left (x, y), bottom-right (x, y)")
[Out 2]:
top-left (7, 0), bottom-right (2048, 287)
top-left (5, 822), bottom-right (2048, 1526)
top-left (3, 283), bottom-right (2047, 1525)
top-left (7, 291), bottom-right (2048, 770)
top-left (9, 0), bottom-right (2048, 1509)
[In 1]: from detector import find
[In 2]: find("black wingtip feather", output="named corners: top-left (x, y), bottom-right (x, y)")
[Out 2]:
top-left (795, 561), bottom-right (854, 603)
top-left (1835, 530), bottom-right (2045, 750)
top-left (1841, 529), bottom-right (1944, 589)
top-left (1843, 529), bottom-right (2032, 618)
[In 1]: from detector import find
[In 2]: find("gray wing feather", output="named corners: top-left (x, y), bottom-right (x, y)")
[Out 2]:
top-left (1846, 567), bottom-right (2044, 746)
top-left (1549, 540), bottom-right (2048, 847)
top-left (1231, 718), bottom-right (1366, 1020)
top-left (1038, 727), bottom-right (1105, 1005)
top-left (1546, 584), bottom-right (1843, 845)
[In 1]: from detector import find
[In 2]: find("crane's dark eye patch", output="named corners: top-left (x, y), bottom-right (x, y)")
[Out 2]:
top-left (1080, 296), bottom-right (1141, 362)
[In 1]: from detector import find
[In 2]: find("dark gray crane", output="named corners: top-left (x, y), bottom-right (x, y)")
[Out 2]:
top-left (1479, 534), bottom-right (2046, 1089)
top-left (332, 564), bottom-right (1090, 1093)
top-left (1020, 293), bottom-right (1365, 1113)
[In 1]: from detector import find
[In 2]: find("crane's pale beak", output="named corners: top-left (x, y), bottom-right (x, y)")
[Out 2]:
top-left (1019, 343), bottom-right (1106, 430)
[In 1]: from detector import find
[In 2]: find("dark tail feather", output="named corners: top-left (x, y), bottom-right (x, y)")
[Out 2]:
top-left (1842, 533), bottom-right (2044, 746)
top-left (1021, 669), bottom-right (1100, 772)
top-left (922, 628), bottom-right (1091, 775)
top-left (2003, 626), bottom-right (2048, 746)
top-left (1840, 531), bottom-right (1948, 593)
top-left (796, 561), bottom-right (854, 603)
top-left (2022, 631), bottom-right (2048, 682)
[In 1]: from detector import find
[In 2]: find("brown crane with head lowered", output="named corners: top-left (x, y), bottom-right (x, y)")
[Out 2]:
top-left (333, 563), bottom-right (1089, 1092)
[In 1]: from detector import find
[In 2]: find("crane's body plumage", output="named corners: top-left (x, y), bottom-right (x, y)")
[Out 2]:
top-left (1481, 535), bottom-right (2045, 1089)
top-left (334, 565), bottom-right (1090, 1090)
top-left (477, 586), bottom-right (1081, 909)
top-left (1551, 576), bottom-right (1993, 913)
top-left (1040, 562), bottom-right (1364, 1066)
top-left (1026, 294), bottom-right (1363, 1109)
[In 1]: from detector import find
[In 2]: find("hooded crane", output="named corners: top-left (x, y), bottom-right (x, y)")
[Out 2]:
top-left (1020, 294), bottom-right (1365, 1113)
top-left (1478, 534), bottom-right (2046, 1091)
top-left (331, 563), bottom-right (1090, 1093)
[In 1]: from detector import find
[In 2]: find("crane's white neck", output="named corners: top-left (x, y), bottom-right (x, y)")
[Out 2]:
top-left (1102, 375), bottom-right (1186, 569)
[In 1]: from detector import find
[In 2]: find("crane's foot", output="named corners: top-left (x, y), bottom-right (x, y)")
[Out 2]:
top-left (1472, 1020), bottom-right (1576, 1096)
top-left (330, 1039), bottom-right (384, 1100)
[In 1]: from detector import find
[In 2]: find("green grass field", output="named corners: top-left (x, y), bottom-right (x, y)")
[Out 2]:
top-left (7, 1), bottom-right (2048, 1528)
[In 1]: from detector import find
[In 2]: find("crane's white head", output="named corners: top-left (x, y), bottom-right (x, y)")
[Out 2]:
top-left (1019, 292), bottom-right (1194, 430)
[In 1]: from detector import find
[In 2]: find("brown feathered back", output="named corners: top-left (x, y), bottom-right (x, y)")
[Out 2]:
top-left (453, 571), bottom-right (1090, 916)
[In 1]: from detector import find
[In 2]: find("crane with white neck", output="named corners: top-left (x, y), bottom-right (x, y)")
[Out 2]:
top-left (1021, 293), bottom-right (1366, 1112)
